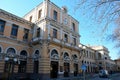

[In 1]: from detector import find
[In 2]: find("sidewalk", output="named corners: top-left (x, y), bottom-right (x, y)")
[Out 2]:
top-left (50, 73), bottom-right (120, 80)
top-left (109, 73), bottom-right (120, 78)
top-left (83, 73), bottom-right (98, 80)
top-left (86, 72), bottom-right (120, 80)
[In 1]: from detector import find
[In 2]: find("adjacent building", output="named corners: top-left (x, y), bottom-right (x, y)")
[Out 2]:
top-left (114, 59), bottom-right (120, 72)
top-left (91, 46), bottom-right (116, 72)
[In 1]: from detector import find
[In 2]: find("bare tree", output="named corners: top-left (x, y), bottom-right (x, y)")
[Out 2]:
top-left (75, 0), bottom-right (120, 51)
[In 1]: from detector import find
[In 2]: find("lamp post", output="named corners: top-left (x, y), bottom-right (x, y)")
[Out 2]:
top-left (5, 54), bottom-right (18, 80)
top-left (79, 44), bottom-right (87, 80)
top-left (0, 53), bottom-right (18, 80)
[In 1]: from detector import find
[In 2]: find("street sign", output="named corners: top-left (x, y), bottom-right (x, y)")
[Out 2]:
top-left (81, 64), bottom-right (87, 70)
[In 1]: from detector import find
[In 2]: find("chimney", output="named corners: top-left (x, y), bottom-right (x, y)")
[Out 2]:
top-left (44, 0), bottom-right (50, 2)
top-left (62, 6), bottom-right (68, 13)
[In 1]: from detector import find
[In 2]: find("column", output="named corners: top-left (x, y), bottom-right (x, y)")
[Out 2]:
top-left (60, 10), bottom-right (63, 24)
top-left (38, 43), bottom-right (50, 80)
top-left (47, 23), bottom-right (51, 36)
top-left (60, 28), bottom-right (63, 40)
top-left (48, 1), bottom-right (51, 18)
top-left (70, 33), bottom-right (72, 43)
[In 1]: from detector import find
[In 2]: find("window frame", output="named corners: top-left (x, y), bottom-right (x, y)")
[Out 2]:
top-left (18, 50), bottom-right (27, 73)
top-left (53, 28), bottom-right (57, 38)
top-left (36, 28), bottom-right (41, 37)
top-left (0, 19), bottom-right (6, 35)
top-left (72, 23), bottom-right (75, 31)
top-left (33, 50), bottom-right (39, 73)
top-left (53, 10), bottom-right (57, 21)
top-left (29, 16), bottom-right (32, 22)
top-left (64, 34), bottom-right (68, 42)
top-left (23, 28), bottom-right (29, 41)
top-left (11, 24), bottom-right (18, 38)
top-left (73, 38), bottom-right (76, 46)
top-left (38, 10), bottom-right (42, 19)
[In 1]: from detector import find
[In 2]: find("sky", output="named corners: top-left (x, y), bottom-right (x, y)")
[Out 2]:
top-left (0, 0), bottom-right (118, 60)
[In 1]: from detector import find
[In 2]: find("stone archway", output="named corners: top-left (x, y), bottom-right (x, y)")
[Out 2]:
top-left (33, 50), bottom-right (40, 73)
top-left (4, 48), bottom-right (16, 73)
top-left (18, 50), bottom-right (27, 73)
top-left (50, 49), bottom-right (59, 78)
top-left (63, 52), bottom-right (70, 77)
top-left (72, 54), bottom-right (78, 76)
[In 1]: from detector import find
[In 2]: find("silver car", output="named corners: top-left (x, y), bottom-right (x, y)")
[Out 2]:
top-left (99, 70), bottom-right (109, 78)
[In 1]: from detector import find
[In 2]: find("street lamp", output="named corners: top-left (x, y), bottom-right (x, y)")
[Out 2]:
top-left (79, 45), bottom-right (87, 80)
top-left (2, 53), bottom-right (18, 80)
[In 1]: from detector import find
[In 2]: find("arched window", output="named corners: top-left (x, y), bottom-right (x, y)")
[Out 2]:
top-left (63, 52), bottom-right (70, 77)
top-left (51, 49), bottom-right (58, 56)
top-left (64, 52), bottom-right (70, 61)
top-left (18, 50), bottom-right (27, 73)
top-left (20, 50), bottom-right (27, 56)
top-left (7, 48), bottom-right (16, 54)
top-left (51, 49), bottom-right (59, 60)
top-left (64, 53), bottom-right (68, 57)
top-left (4, 48), bottom-right (16, 73)
top-left (34, 50), bottom-right (39, 73)
top-left (35, 50), bottom-right (39, 55)
top-left (72, 55), bottom-right (77, 60)
top-left (72, 54), bottom-right (78, 76)
top-left (50, 49), bottom-right (59, 78)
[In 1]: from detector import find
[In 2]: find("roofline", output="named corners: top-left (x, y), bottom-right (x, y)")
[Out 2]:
top-left (0, 9), bottom-right (33, 27)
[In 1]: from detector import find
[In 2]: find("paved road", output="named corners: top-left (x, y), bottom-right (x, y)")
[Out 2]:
top-left (88, 73), bottom-right (120, 80)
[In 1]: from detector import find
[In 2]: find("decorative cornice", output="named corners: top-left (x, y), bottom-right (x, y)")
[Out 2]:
top-left (0, 9), bottom-right (34, 27)
top-left (0, 35), bottom-right (29, 46)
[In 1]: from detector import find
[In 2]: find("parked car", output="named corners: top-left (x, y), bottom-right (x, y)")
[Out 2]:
top-left (99, 69), bottom-right (109, 78)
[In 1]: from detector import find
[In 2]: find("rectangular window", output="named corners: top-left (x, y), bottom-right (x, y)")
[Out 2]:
top-left (36, 28), bottom-right (40, 37)
top-left (29, 16), bottom-right (32, 22)
top-left (64, 34), bottom-right (68, 42)
top-left (11, 24), bottom-right (18, 38)
top-left (23, 28), bottom-right (29, 41)
top-left (0, 19), bottom-right (5, 35)
top-left (73, 38), bottom-right (76, 45)
top-left (53, 28), bottom-right (57, 38)
top-left (53, 10), bottom-right (57, 21)
top-left (72, 23), bottom-right (75, 31)
top-left (38, 10), bottom-right (42, 19)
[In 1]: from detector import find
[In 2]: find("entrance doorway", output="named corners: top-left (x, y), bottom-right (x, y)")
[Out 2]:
top-left (74, 63), bottom-right (78, 76)
top-left (64, 63), bottom-right (70, 77)
top-left (4, 61), bottom-right (14, 73)
top-left (50, 61), bottom-right (58, 78)
top-left (18, 61), bottom-right (27, 73)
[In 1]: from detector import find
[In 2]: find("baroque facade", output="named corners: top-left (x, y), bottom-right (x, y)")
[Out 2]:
top-left (0, 0), bottom-right (118, 80)
top-left (114, 59), bottom-right (120, 72)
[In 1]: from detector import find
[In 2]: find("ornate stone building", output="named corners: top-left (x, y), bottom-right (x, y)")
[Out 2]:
top-left (0, 0), bottom-right (80, 79)
top-left (91, 46), bottom-right (115, 72)
top-left (114, 59), bottom-right (120, 72)
top-left (0, 0), bottom-right (118, 80)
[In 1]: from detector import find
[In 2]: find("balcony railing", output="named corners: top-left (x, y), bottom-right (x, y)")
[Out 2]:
top-left (32, 37), bottom-right (42, 42)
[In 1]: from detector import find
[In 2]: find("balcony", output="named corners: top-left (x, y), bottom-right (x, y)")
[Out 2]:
top-left (31, 37), bottom-right (42, 42)
top-left (30, 36), bottom-right (80, 51)
top-left (52, 38), bottom-right (61, 43)
top-left (50, 37), bottom-right (79, 50)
